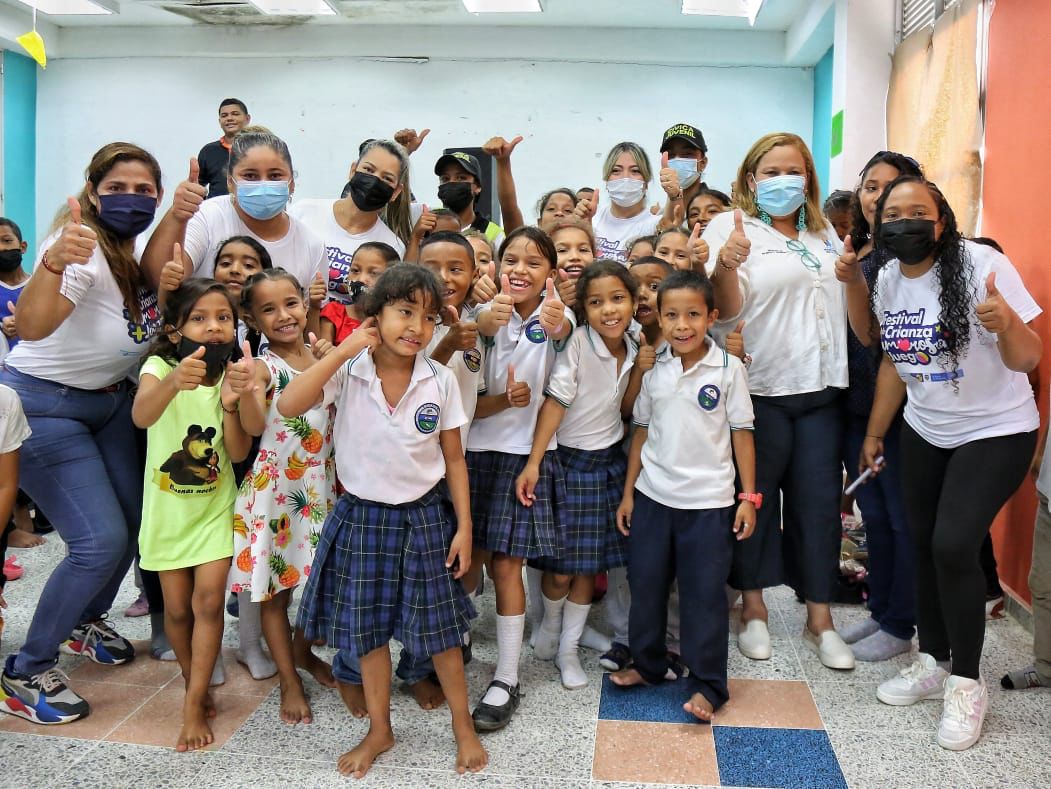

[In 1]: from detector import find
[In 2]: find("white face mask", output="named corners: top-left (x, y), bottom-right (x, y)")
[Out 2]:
top-left (606, 177), bottom-right (646, 208)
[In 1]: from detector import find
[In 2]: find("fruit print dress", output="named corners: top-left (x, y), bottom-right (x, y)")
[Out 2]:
top-left (228, 349), bottom-right (337, 602)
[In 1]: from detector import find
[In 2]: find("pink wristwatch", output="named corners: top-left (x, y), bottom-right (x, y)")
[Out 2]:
top-left (738, 492), bottom-right (763, 509)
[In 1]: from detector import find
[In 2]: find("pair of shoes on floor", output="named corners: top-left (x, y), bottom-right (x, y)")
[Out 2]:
top-left (1, 666), bottom-right (89, 724)
top-left (123, 592), bottom-right (149, 618)
top-left (3, 555), bottom-right (23, 582)
top-left (472, 680), bottom-right (521, 731)
top-left (60, 616), bottom-right (135, 665)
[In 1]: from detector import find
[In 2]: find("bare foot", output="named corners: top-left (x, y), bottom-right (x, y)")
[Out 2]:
top-left (279, 676), bottom-right (313, 724)
top-left (683, 692), bottom-right (715, 722)
top-left (409, 675), bottom-right (446, 710)
top-left (336, 728), bottom-right (395, 778)
top-left (8, 530), bottom-right (45, 548)
top-left (337, 681), bottom-right (369, 718)
top-left (176, 706), bottom-right (214, 752)
top-left (610, 667), bottom-right (648, 687)
top-left (296, 649), bottom-right (337, 689)
top-left (453, 720), bottom-right (488, 774)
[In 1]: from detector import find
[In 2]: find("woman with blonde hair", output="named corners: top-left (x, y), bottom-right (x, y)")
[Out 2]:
top-left (586, 142), bottom-right (660, 263)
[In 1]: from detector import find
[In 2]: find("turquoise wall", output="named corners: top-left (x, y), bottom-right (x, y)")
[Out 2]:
top-left (3, 50), bottom-right (37, 257)
top-left (812, 46), bottom-right (833, 202)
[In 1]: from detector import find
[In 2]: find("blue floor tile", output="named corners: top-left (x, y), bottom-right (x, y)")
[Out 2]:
top-left (598, 674), bottom-right (703, 724)
top-left (714, 726), bottom-right (847, 789)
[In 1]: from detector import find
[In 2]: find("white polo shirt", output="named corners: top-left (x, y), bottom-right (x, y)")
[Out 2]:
top-left (425, 304), bottom-right (487, 446)
top-left (874, 239), bottom-right (1041, 449)
top-left (702, 210), bottom-right (847, 397)
top-left (633, 340), bottom-right (754, 509)
top-left (546, 324), bottom-right (637, 451)
top-left (328, 349), bottom-right (467, 505)
top-left (467, 301), bottom-right (576, 455)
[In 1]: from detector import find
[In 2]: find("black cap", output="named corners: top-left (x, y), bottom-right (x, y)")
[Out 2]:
top-left (434, 151), bottom-right (482, 182)
top-left (660, 123), bottom-right (707, 154)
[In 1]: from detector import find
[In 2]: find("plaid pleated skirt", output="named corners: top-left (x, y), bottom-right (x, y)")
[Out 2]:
top-left (295, 486), bottom-right (476, 660)
top-left (530, 443), bottom-right (628, 574)
top-left (466, 449), bottom-right (566, 560)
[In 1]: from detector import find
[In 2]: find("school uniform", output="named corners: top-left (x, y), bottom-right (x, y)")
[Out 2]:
top-left (296, 350), bottom-right (475, 661)
top-left (629, 341), bottom-right (754, 710)
top-left (425, 305), bottom-right (487, 446)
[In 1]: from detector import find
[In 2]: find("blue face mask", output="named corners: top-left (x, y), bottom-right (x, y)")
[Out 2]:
top-left (754, 174), bottom-right (806, 217)
top-left (668, 158), bottom-right (701, 189)
top-left (235, 180), bottom-right (290, 220)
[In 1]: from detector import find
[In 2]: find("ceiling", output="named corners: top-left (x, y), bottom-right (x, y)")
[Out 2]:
top-left (3, 0), bottom-right (813, 29)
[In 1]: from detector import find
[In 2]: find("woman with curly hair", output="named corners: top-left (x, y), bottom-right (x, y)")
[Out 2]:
top-left (860, 175), bottom-right (1042, 751)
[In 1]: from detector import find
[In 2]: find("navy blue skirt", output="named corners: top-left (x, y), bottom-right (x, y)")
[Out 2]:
top-left (296, 487), bottom-right (475, 659)
top-left (466, 449), bottom-right (566, 560)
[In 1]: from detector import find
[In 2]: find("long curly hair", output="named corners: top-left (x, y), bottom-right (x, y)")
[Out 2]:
top-left (870, 176), bottom-right (975, 378)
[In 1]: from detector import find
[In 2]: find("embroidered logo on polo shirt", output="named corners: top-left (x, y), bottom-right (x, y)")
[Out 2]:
top-left (415, 403), bottom-right (441, 434)
top-left (463, 347), bottom-right (482, 372)
top-left (524, 319), bottom-right (548, 344)
top-left (697, 384), bottom-right (721, 411)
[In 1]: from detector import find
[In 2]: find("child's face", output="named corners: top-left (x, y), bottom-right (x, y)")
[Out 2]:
top-left (626, 240), bottom-right (654, 264)
top-left (420, 242), bottom-right (474, 309)
top-left (179, 291), bottom-right (236, 345)
top-left (214, 241), bottom-right (264, 298)
top-left (499, 237), bottom-right (553, 305)
top-left (655, 233), bottom-right (690, 271)
top-left (584, 275), bottom-right (634, 342)
top-left (349, 249), bottom-right (390, 290)
top-left (552, 227), bottom-right (594, 279)
top-left (541, 192), bottom-right (575, 223)
top-left (630, 263), bottom-right (668, 328)
top-left (658, 288), bottom-right (717, 360)
top-left (0, 226), bottom-right (25, 253)
top-left (248, 278), bottom-right (307, 346)
top-left (376, 292), bottom-right (439, 357)
top-left (687, 196), bottom-right (726, 235)
top-left (468, 237), bottom-right (492, 274)
top-left (826, 207), bottom-right (851, 241)
top-left (434, 214), bottom-right (463, 233)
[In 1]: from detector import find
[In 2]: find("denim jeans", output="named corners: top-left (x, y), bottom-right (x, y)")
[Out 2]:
top-left (331, 646), bottom-right (434, 687)
top-left (1, 365), bottom-right (141, 677)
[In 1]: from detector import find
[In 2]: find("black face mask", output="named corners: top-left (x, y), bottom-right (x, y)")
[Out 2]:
top-left (0, 249), bottom-right (23, 273)
top-left (438, 181), bottom-right (475, 213)
top-left (347, 172), bottom-right (395, 213)
top-left (176, 335), bottom-right (236, 379)
top-left (880, 218), bottom-right (937, 265)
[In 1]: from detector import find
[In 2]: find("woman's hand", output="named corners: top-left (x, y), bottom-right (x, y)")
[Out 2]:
top-left (860, 435), bottom-right (885, 476)
top-left (717, 210), bottom-right (751, 270)
top-left (47, 198), bottom-right (98, 269)
top-left (171, 158), bottom-right (207, 223)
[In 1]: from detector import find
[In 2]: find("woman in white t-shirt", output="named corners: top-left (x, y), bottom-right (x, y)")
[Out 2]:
top-left (861, 176), bottom-right (1041, 751)
top-left (702, 132), bottom-right (853, 671)
top-left (586, 142), bottom-right (661, 264)
top-left (142, 129), bottom-right (325, 296)
top-left (0, 143), bottom-right (165, 724)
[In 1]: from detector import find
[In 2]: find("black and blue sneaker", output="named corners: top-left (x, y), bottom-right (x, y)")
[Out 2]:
top-left (599, 642), bottom-right (632, 672)
top-left (0, 665), bottom-right (89, 724)
top-left (60, 616), bottom-right (135, 665)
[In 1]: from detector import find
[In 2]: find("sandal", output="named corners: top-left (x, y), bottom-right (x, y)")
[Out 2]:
top-left (471, 680), bottom-right (521, 732)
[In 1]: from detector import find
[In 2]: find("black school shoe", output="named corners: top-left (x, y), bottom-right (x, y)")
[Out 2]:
top-left (471, 680), bottom-right (521, 732)
top-left (599, 642), bottom-right (632, 672)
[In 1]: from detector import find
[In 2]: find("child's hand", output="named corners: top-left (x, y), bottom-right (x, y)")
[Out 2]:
top-left (2, 301), bottom-right (16, 338)
top-left (48, 198), bottom-right (98, 268)
top-left (505, 364), bottom-right (531, 408)
top-left (445, 526), bottom-right (472, 580)
top-left (616, 495), bottom-right (633, 536)
top-left (482, 135), bottom-right (524, 160)
top-left (472, 262), bottom-right (498, 305)
top-left (556, 270), bottom-right (576, 307)
top-left (341, 317), bottom-right (380, 358)
top-left (442, 306), bottom-right (479, 351)
top-left (309, 272), bottom-right (326, 309)
top-left (733, 501), bottom-right (756, 541)
top-left (834, 234), bottom-right (863, 284)
top-left (172, 158), bottom-right (207, 223)
top-left (412, 204), bottom-right (437, 239)
top-left (224, 341), bottom-right (256, 397)
top-left (688, 222), bottom-right (709, 271)
top-left (976, 273), bottom-right (1017, 334)
top-left (169, 346), bottom-right (207, 390)
top-left (725, 320), bottom-right (746, 361)
top-left (515, 462), bottom-right (540, 507)
top-left (573, 187), bottom-right (599, 222)
top-left (539, 278), bottom-right (565, 336)
top-left (159, 243), bottom-right (185, 292)
top-left (393, 127), bottom-right (430, 155)
top-left (659, 152), bottom-right (682, 200)
top-left (488, 274), bottom-right (515, 328)
top-left (308, 332), bottom-right (335, 359)
top-left (636, 335), bottom-right (656, 372)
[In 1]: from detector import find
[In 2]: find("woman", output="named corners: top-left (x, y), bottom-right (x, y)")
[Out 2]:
top-left (588, 142), bottom-right (660, 263)
top-left (702, 132), bottom-right (853, 671)
top-left (862, 176), bottom-right (1040, 751)
top-left (0, 143), bottom-right (164, 724)
top-left (835, 151), bottom-right (923, 662)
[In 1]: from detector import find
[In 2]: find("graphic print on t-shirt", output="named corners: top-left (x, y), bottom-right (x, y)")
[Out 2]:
top-left (154, 423), bottom-right (222, 492)
top-left (124, 287), bottom-right (161, 346)
top-left (326, 246), bottom-right (354, 302)
top-left (880, 307), bottom-right (962, 382)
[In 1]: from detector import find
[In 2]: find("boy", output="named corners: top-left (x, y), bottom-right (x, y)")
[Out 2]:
top-left (612, 270), bottom-right (758, 720)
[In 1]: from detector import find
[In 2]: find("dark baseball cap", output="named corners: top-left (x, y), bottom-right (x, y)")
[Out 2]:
top-left (660, 123), bottom-right (707, 154)
top-left (434, 151), bottom-right (482, 181)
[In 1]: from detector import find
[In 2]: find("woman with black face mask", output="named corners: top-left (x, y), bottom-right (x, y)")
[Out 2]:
top-left (0, 143), bottom-right (165, 727)
top-left (859, 175), bottom-right (1041, 752)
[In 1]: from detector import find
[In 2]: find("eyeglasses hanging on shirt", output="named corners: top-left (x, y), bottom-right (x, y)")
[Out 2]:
top-left (785, 239), bottom-right (822, 273)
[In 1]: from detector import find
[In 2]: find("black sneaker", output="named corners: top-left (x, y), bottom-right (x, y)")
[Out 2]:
top-left (599, 642), bottom-right (632, 672)
top-left (471, 680), bottom-right (521, 732)
top-left (664, 651), bottom-right (689, 680)
top-left (0, 666), bottom-right (90, 724)
top-left (60, 616), bottom-right (135, 665)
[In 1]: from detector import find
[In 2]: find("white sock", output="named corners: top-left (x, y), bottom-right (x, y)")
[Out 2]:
top-left (533, 593), bottom-right (567, 660)
top-left (557, 601), bottom-right (591, 689)
top-left (483, 614), bottom-right (525, 706)
top-left (236, 591), bottom-right (278, 680)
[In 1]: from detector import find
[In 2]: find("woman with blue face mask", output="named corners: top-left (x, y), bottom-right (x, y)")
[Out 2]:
top-left (588, 142), bottom-right (660, 264)
top-left (701, 132), bottom-right (853, 673)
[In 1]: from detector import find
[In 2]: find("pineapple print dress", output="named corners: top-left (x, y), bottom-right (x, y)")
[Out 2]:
top-left (228, 350), bottom-right (337, 602)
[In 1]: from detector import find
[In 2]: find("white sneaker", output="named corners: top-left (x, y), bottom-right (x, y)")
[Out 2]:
top-left (876, 653), bottom-right (949, 706)
top-left (738, 619), bottom-right (772, 660)
top-left (802, 627), bottom-right (855, 670)
top-left (937, 675), bottom-right (988, 751)
top-left (555, 651), bottom-right (589, 690)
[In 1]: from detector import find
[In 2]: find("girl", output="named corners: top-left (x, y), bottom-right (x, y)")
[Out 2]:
top-left (654, 227), bottom-right (691, 271)
top-left (537, 188), bottom-right (577, 224)
top-left (590, 143), bottom-right (661, 263)
top-left (625, 234), bottom-right (657, 265)
top-left (132, 279), bottom-right (253, 752)
top-left (464, 230), bottom-right (495, 275)
top-left (319, 242), bottom-right (399, 345)
top-left (469, 226), bottom-right (574, 730)
top-left (542, 218), bottom-right (596, 306)
top-left (282, 265), bottom-right (486, 778)
top-left (686, 188), bottom-right (731, 236)
top-left (228, 268), bottom-right (338, 725)
top-left (515, 261), bottom-right (638, 689)
top-left (862, 176), bottom-right (1041, 751)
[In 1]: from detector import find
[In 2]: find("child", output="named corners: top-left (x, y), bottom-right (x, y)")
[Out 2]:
top-left (319, 242), bottom-right (399, 345)
top-left (0, 384), bottom-right (30, 652)
top-left (625, 234), bottom-right (656, 265)
top-left (612, 270), bottom-right (757, 721)
top-left (542, 218), bottom-right (596, 306)
top-left (132, 279), bottom-right (254, 751)
top-left (686, 188), bottom-right (731, 236)
top-left (283, 264), bottom-right (486, 778)
top-left (0, 218), bottom-right (28, 353)
top-left (227, 268), bottom-right (340, 725)
top-left (515, 261), bottom-right (639, 689)
top-left (432, 208), bottom-right (464, 234)
top-left (469, 226), bottom-right (574, 730)
top-left (464, 230), bottom-right (495, 276)
top-left (629, 256), bottom-right (673, 347)
top-left (654, 227), bottom-right (691, 271)
top-left (823, 190), bottom-right (853, 242)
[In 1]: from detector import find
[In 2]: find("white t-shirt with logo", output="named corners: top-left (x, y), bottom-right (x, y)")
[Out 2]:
top-left (592, 204), bottom-right (660, 264)
top-left (5, 234), bottom-right (160, 389)
top-left (290, 199), bottom-right (405, 304)
top-left (425, 304), bottom-right (486, 446)
top-left (874, 240), bottom-right (1041, 449)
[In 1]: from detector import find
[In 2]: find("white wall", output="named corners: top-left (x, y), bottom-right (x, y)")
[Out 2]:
top-left (35, 55), bottom-right (813, 240)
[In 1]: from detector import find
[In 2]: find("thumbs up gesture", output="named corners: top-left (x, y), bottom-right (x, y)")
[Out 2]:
top-left (505, 364), bottom-right (531, 408)
top-left (636, 333), bottom-right (657, 372)
top-left (659, 152), bottom-right (682, 199)
top-left (308, 331), bottom-right (335, 360)
top-left (471, 261), bottom-right (498, 305)
top-left (539, 277), bottom-right (565, 336)
top-left (2, 301), bottom-right (16, 338)
top-left (224, 340), bottom-right (257, 396)
top-left (309, 272), bottom-right (327, 309)
top-left (393, 127), bottom-right (430, 155)
top-left (170, 346), bottom-right (208, 391)
top-left (488, 273), bottom-right (515, 328)
top-left (718, 209), bottom-right (751, 271)
top-left (556, 268), bottom-right (577, 307)
top-left (687, 222), bottom-right (709, 272)
top-left (726, 320), bottom-right (747, 361)
top-left (443, 305), bottom-right (479, 351)
top-left (835, 234), bottom-right (863, 284)
top-left (412, 204), bottom-right (437, 239)
top-left (482, 135), bottom-right (524, 161)
top-left (159, 242), bottom-right (186, 293)
top-left (47, 197), bottom-right (98, 269)
top-left (976, 272), bottom-right (1016, 334)
top-left (172, 158), bottom-right (207, 223)
top-left (573, 187), bottom-right (599, 222)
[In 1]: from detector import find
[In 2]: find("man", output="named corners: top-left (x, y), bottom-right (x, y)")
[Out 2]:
top-left (657, 123), bottom-right (709, 229)
top-left (434, 151), bottom-right (504, 247)
top-left (197, 98), bottom-right (251, 199)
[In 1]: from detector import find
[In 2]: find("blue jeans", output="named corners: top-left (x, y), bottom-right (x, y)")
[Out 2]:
top-left (332, 647), bottom-right (434, 686)
top-left (1, 366), bottom-right (141, 677)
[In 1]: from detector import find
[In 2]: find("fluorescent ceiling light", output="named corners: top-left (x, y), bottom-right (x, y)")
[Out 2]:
top-left (18, 0), bottom-right (113, 14)
top-left (682, 0), bottom-right (764, 26)
top-left (463, 0), bottom-right (543, 12)
top-left (248, 0), bottom-right (336, 15)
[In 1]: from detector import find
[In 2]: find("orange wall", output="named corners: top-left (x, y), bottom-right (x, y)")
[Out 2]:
top-left (981, 0), bottom-right (1051, 605)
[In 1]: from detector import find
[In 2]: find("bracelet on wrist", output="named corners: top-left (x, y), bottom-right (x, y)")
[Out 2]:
top-left (40, 252), bottom-right (66, 276)
top-left (865, 434), bottom-right (883, 440)
top-left (221, 401), bottom-right (239, 414)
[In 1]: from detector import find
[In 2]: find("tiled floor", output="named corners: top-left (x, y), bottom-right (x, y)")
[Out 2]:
top-left (2, 537), bottom-right (1050, 788)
